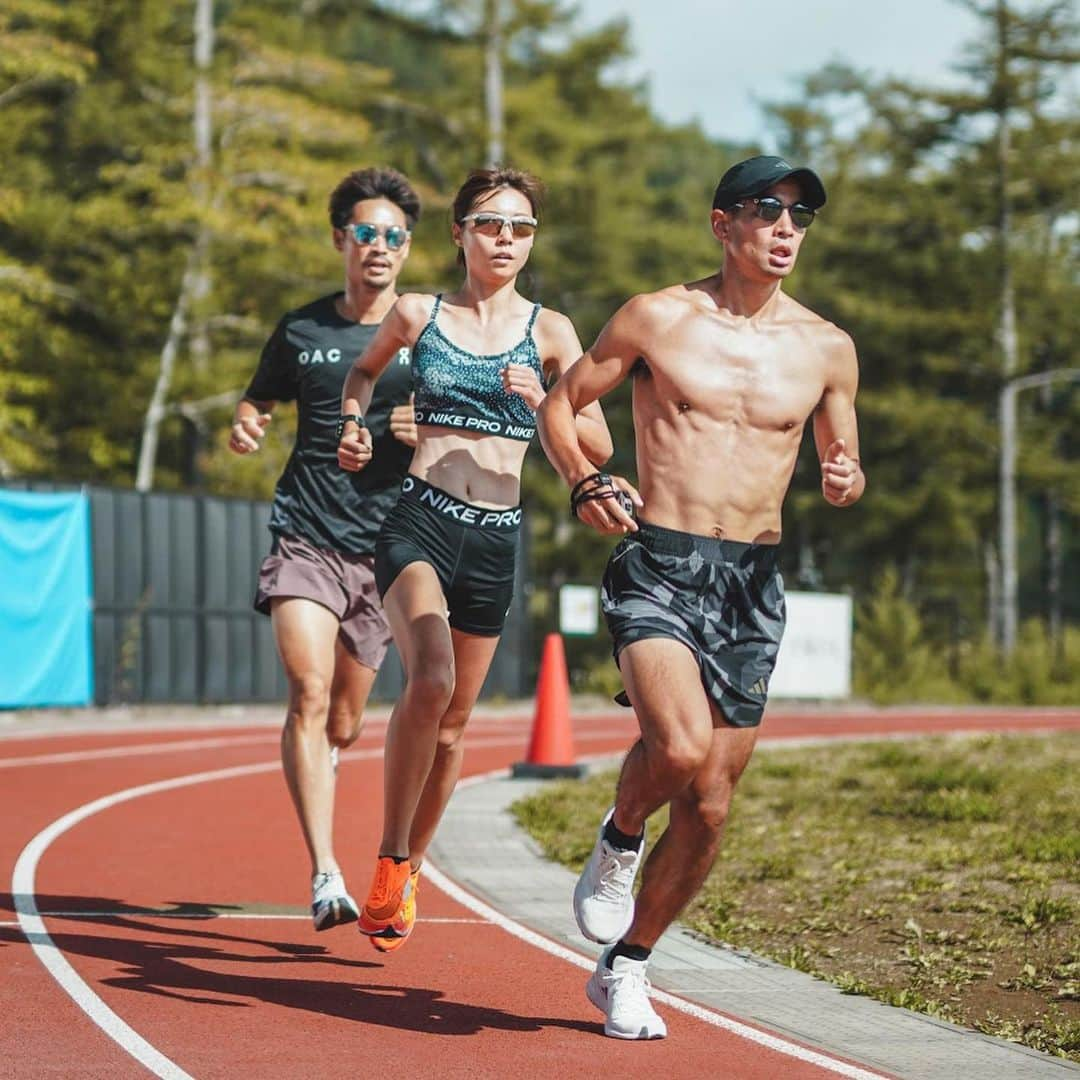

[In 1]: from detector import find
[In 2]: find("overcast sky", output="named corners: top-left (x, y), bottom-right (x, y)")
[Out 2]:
top-left (576, 1), bottom-right (983, 146)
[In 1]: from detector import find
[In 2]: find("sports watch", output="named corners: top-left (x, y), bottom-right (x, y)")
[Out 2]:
top-left (336, 414), bottom-right (365, 440)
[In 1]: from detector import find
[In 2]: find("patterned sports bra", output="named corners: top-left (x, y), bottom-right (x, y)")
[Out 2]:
top-left (412, 294), bottom-right (545, 442)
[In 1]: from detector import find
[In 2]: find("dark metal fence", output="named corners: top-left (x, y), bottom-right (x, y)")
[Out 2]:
top-left (4, 483), bottom-right (529, 706)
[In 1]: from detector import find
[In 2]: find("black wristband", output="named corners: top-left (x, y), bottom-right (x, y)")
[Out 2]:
top-left (570, 472), bottom-right (609, 505)
top-left (336, 414), bottom-right (365, 440)
top-left (570, 472), bottom-right (634, 520)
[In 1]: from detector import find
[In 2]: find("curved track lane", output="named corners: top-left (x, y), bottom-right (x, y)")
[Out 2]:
top-left (3, 707), bottom-right (1078, 1078)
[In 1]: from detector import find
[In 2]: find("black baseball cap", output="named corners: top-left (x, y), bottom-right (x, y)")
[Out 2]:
top-left (712, 155), bottom-right (827, 211)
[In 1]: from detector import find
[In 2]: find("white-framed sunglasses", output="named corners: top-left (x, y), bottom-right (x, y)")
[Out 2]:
top-left (459, 212), bottom-right (538, 238)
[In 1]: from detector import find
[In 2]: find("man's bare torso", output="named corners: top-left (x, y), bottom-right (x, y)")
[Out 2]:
top-left (629, 279), bottom-right (844, 543)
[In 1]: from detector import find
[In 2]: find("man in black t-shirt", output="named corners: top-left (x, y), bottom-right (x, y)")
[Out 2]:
top-left (229, 167), bottom-right (420, 932)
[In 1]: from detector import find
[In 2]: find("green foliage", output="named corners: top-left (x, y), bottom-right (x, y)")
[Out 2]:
top-left (855, 568), bottom-right (1080, 703)
top-left (1, 1), bottom-right (1078, 696)
top-left (853, 567), bottom-right (959, 702)
top-left (514, 732), bottom-right (1080, 1060)
top-left (951, 621), bottom-right (1080, 703)
top-left (774, 2), bottom-right (1079, 665)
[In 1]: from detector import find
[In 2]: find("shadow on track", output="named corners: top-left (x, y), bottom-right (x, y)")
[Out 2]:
top-left (2, 892), bottom-right (327, 957)
top-left (3, 893), bottom-right (598, 1037)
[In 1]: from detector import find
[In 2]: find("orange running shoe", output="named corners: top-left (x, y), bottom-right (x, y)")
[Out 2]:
top-left (357, 856), bottom-right (412, 935)
top-left (372, 869), bottom-right (420, 953)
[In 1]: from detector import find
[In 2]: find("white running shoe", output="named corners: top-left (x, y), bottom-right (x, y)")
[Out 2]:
top-left (311, 869), bottom-right (359, 931)
top-left (586, 949), bottom-right (667, 1040)
top-left (573, 807), bottom-right (644, 944)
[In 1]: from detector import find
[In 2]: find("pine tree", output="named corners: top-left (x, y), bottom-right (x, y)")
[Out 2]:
top-left (765, 1), bottom-right (1078, 650)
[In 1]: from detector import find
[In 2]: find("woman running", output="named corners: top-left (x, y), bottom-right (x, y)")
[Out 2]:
top-left (337, 167), bottom-right (612, 952)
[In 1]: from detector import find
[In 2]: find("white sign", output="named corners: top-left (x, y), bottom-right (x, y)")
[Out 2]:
top-left (769, 591), bottom-right (852, 699)
top-left (559, 584), bottom-right (600, 637)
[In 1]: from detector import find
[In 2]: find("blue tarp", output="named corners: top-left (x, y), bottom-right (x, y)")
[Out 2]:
top-left (0, 490), bottom-right (94, 708)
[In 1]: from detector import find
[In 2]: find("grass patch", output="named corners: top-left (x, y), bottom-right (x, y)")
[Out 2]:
top-left (511, 731), bottom-right (1080, 1061)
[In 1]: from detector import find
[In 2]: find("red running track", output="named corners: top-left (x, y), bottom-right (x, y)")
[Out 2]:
top-left (2, 707), bottom-right (1077, 1078)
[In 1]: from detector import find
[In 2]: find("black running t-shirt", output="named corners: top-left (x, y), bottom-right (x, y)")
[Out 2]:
top-left (245, 293), bottom-right (414, 555)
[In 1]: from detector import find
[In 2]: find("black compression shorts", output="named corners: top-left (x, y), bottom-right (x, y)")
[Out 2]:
top-left (374, 475), bottom-right (520, 637)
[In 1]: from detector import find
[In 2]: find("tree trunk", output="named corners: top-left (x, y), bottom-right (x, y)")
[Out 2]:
top-left (190, 0), bottom-right (214, 374)
top-left (1045, 493), bottom-right (1062, 648)
top-left (484, 0), bottom-right (504, 166)
top-left (135, 251), bottom-right (199, 491)
top-left (984, 541), bottom-right (1000, 643)
top-left (135, 0), bottom-right (214, 489)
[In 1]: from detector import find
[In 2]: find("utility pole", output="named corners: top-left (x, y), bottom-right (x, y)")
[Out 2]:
top-left (999, 378), bottom-right (1018, 651)
top-left (994, 0), bottom-right (1021, 649)
top-left (991, 0), bottom-right (1077, 650)
top-left (999, 369), bottom-right (1080, 652)
top-left (483, 0), bottom-right (504, 166)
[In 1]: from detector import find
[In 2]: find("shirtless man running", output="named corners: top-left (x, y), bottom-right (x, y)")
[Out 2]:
top-left (536, 155), bottom-right (865, 1040)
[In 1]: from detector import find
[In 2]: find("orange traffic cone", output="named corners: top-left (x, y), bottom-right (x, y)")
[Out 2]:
top-left (512, 633), bottom-right (586, 779)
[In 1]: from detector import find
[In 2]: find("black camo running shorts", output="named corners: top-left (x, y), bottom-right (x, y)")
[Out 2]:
top-left (601, 521), bottom-right (786, 728)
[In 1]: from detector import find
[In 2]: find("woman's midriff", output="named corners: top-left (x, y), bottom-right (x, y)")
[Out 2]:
top-left (409, 428), bottom-right (528, 509)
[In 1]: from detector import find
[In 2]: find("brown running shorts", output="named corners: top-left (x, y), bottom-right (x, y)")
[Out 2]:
top-left (254, 532), bottom-right (392, 670)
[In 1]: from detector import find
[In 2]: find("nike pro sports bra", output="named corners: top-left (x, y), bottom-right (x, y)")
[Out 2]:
top-left (411, 294), bottom-right (545, 442)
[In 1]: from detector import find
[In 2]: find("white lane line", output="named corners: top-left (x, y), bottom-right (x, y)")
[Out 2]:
top-left (0, 722), bottom-right (282, 742)
top-left (424, 768), bottom-right (890, 1080)
top-left (8, 912), bottom-right (487, 924)
top-left (13, 760), bottom-right (286, 1080)
top-left (14, 727), bottom-right (796, 1080)
top-left (16, 714), bottom-right (1068, 772)
top-left (0, 712), bottom-right (555, 745)
top-left (3, 709), bottom-right (1072, 747)
top-left (0, 734), bottom-right (280, 769)
top-left (10, 732), bottom-right (605, 1076)
top-left (0, 726), bottom-right (634, 770)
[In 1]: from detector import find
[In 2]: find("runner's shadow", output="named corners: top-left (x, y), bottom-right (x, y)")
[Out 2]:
top-left (1, 902), bottom-right (597, 1035)
top-left (1, 893), bottom-right (335, 958)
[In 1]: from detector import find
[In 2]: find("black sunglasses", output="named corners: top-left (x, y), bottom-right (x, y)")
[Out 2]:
top-left (731, 197), bottom-right (817, 230)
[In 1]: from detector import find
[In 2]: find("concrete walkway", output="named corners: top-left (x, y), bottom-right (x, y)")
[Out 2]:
top-left (429, 769), bottom-right (1079, 1080)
